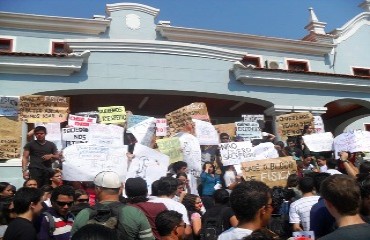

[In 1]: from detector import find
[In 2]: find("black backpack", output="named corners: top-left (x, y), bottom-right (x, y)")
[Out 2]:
top-left (200, 208), bottom-right (227, 240)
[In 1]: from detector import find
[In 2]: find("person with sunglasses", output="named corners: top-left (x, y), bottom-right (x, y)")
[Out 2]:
top-left (70, 189), bottom-right (90, 216)
top-left (37, 185), bottom-right (75, 240)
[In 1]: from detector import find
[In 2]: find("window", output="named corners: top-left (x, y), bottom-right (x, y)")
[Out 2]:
top-left (0, 38), bottom-right (13, 52)
top-left (51, 42), bottom-right (66, 54)
top-left (365, 124), bottom-right (370, 132)
top-left (241, 56), bottom-right (261, 67)
top-left (287, 60), bottom-right (309, 72)
top-left (353, 67), bottom-right (370, 77)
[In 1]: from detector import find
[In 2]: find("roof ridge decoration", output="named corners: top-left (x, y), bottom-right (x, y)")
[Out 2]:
top-left (359, 0), bottom-right (370, 12)
top-left (106, 3), bottom-right (160, 17)
top-left (305, 7), bottom-right (327, 35)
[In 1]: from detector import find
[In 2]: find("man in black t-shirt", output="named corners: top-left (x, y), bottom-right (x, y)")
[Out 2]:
top-left (22, 126), bottom-right (59, 187)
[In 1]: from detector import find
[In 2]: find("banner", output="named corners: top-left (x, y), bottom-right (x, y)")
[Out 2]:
top-left (313, 116), bottom-right (325, 133)
top-left (88, 123), bottom-right (124, 146)
top-left (302, 132), bottom-right (333, 152)
top-left (334, 130), bottom-right (370, 158)
top-left (241, 156), bottom-right (297, 187)
top-left (98, 106), bottom-right (126, 124)
top-left (127, 144), bottom-right (169, 194)
top-left (127, 115), bottom-right (150, 129)
top-left (156, 118), bottom-right (167, 137)
top-left (128, 117), bottom-right (156, 147)
top-left (193, 119), bottom-right (219, 145)
top-left (176, 132), bottom-right (202, 177)
top-left (0, 96), bottom-right (19, 117)
top-left (68, 114), bottom-right (97, 127)
top-left (19, 95), bottom-right (70, 123)
top-left (62, 127), bottom-right (89, 147)
top-left (0, 117), bottom-right (22, 159)
top-left (235, 121), bottom-right (262, 140)
top-left (242, 114), bottom-right (264, 122)
top-left (34, 122), bottom-right (63, 150)
top-left (276, 112), bottom-right (314, 137)
top-left (219, 141), bottom-right (255, 166)
top-left (62, 144), bottom-right (128, 181)
top-left (156, 137), bottom-right (183, 163)
top-left (214, 123), bottom-right (236, 138)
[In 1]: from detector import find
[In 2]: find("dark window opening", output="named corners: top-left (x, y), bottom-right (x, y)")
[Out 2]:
top-left (241, 56), bottom-right (261, 68)
top-left (287, 60), bottom-right (309, 72)
top-left (52, 42), bottom-right (66, 54)
top-left (0, 39), bottom-right (13, 52)
top-left (353, 67), bottom-right (370, 77)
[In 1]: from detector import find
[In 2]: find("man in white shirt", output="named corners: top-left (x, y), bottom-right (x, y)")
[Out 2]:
top-left (317, 156), bottom-right (328, 172)
top-left (218, 181), bottom-right (273, 240)
top-left (325, 159), bottom-right (342, 175)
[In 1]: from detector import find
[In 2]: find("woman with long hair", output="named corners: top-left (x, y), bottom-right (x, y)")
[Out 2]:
top-left (200, 162), bottom-right (220, 210)
top-left (182, 193), bottom-right (203, 240)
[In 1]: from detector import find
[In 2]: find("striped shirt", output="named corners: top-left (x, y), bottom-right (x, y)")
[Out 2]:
top-left (289, 195), bottom-right (320, 231)
top-left (38, 208), bottom-right (74, 240)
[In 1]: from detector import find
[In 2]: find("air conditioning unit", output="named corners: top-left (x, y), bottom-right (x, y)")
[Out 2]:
top-left (265, 60), bottom-right (283, 69)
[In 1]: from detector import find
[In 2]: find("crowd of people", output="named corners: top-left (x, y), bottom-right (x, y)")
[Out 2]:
top-left (0, 125), bottom-right (370, 240)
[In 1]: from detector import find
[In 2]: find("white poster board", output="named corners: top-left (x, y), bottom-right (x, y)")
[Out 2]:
top-left (128, 117), bottom-right (156, 147)
top-left (127, 115), bottom-right (150, 129)
top-left (242, 114), bottom-right (264, 122)
top-left (0, 96), bottom-right (19, 116)
top-left (62, 127), bottom-right (90, 147)
top-left (62, 144), bottom-right (128, 181)
top-left (313, 116), bottom-right (325, 133)
top-left (219, 141), bottom-right (254, 166)
top-left (156, 118), bottom-right (167, 137)
top-left (176, 132), bottom-right (202, 177)
top-left (88, 123), bottom-right (124, 146)
top-left (302, 132), bottom-right (333, 152)
top-left (235, 121), bottom-right (262, 140)
top-left (334, 130), bottom-right (370, 158)
top-left (193, 119), bottom-right (219, 145)
top-left (252, 142), bottom-right (279, 160)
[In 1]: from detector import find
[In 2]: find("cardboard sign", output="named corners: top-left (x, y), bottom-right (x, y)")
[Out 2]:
top-left (313, 116), bottom-right (325, 134)
top-left (62, 144), bottom-right (128, 181)
top-left (214, 123), bottom-right (236, 138)
top-left (68, 114), bottom-right (97, 127)
top-left (98, 106), bottom-right (126, 124)
top-left (165, 108), bottom-right (193, 136)
top-left (128, 117), bottom-right (156, 147)
top-left (176, 132), bottom-right (202, 177)
top-left (185, 102), bottom-right (210, 122)
top-left (193, 119), bottom-right (219, 145)
top-left (235, 121), bottom-right (262, 140)
top-left (219, 141), bottom-right (255, 166)
top-left (276, 112), bottom-right (314, 137)
top-left (242, 114), bottom-right (264, 122)
top-left (62, 127), bottom-right (89, 147)
top-left (0, 96), bottom-right (19, 116)
top-left (156, 137), bottom-right (183, 164)
top-left (88, 123), bottom-right (124, 146)
top-left (0, 117), bottom-right (22, 159)
top-left (241, 156), bottom-right (297, 187)
top-left (302, 132), bottom-right (333, 152)
top-left (156, 118), bottom-right (167, 137)
top-left (19, 95), bottom-right (70, 123)
top-left (127, 115), bottom-right (150, 129)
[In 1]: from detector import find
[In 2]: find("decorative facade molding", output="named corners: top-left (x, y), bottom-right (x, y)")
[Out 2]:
top-left (65, 39), bottom-right (246, 62)
top-left (232, 62), bottom-right (370, 93)
top-left (0, 11), bottom-right (110, 35)
top-left (0, 51), bottom-right (90, 76)
top-left (106, 3), bottom-right (160, 17)
top-left (156, 25), bottom-right (334, 56)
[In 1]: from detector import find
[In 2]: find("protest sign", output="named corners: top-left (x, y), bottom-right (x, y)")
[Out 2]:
top-left (34, 122), bottom-right (63, 150)
top-left (334, 130), bottom-right (370, 158)
top-left (165, 108), bottom-right (193, 136)
top-left (214, 123), bottom-right (236, 138)
top-left (253, 142), bottom-right (279, 160)
top-left (302, 132), bottom-right (333, 152)
top-left (88, 123), bottom-right (124, 146)
top-left (185, 102), bottom-right (210, 122)
top-left (276, 112), bottom-right (314, 137)
top-left (62, 144), bottom-right (128, 181)
top-left (156, 137), bottom-right (183, 163)
top-left (75, 111), bottom-right (100, 120)
top-left (62, 127), bottom-right (90, 147)
top-left (176, 132), bottom-right (202, 177)
top-left (98, 106), bottom-right (126, 124)
top-left (219, 141), bottom-right (255, 166)
top-left (127, 144), bottom-right (169, 194)
top-left (0, 117), bottom-right (22, 159)
top-left (128, 117), bottom-right (156, 147)
top-left (68, 114), bottom-right (97, 127)
top-left (156, 118), bottom-right (167, 137)
top-left (193, 119), bottom-right (219, 145)
top-left (127, 115), bottom-right (150, 129)
top-left (0, 96), bottom-right (19, 117)
top-left (313, 116), bottom-right (325, 133)
top-left (241, 156), bottom-right (297, 187)
top-left (19, 95), bottom-right (70, 123)
top-left (242, 114), bottom-right (264, 122)
top-left (235, 121), bottom-right (262, 140)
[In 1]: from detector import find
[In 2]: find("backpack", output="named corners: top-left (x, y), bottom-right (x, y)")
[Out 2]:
top-left (86, 202), bottom-right (125, 231)
top-left (200, 207), bottom-right (227, 240)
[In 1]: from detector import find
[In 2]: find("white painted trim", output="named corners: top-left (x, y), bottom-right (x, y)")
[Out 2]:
top-left (156, 25), bottom-right (334, 56)
top-left (0, 158), bottom-right (22, 167)
top-left (0, 35), bottom-right (16, 52)
top-left (66, 39), bottom-right (246, 62)
top-left (330, 12), bottom-right (370, 43)
top-left (106, 3), bottom-right (160, 17)
top-left (0, 11), bottom-right (110, 35)
top-left (284, 57), bottom-right (311, 71)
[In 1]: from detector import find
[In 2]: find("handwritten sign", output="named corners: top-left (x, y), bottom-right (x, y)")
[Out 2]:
top-left (219, 141), bottom-right (255, 166)
top-left (276, 112), bottom-right (314, 137)
top-left (98, 106), bottom-right (126, 124)
top-left (0, 96), bottom-right (19, 116)
top-left (19, 95), bottom-right (70, 123)
top-left (88, 123), bottom-right (124, 146)
top-left (193, 119), bottom-right (219, 145)
top-left (68, 114), bottom-right (97, 127)
top-left (0, 117), bottom-right (22, 159)
top-left (128, 117), bottom-right (156, 147)
top-left (156, 118), bottom-right (167, 137)
top-left (253, 142), bottom-right (279, 160)
top-left (62, 144), bottom-right (128, 181)
top-left (185, 102), bottom-right (210, 122)
top-left (176, 132), bottom-right (202, 177)
top-left (302, 132), bottom-right (333, 152)
top-left (127, 115), bottom-right (150, 129)
top-left (62, 127), bottom-right (89, 147)
top-left (314, 116), bottom-right (325, 133)
top-left (214, 123), bottom-right (236, 138)
top-left (75, 111), bottom-right (100, 120)
top-left (241, 156), bottom-right (297, 187)
top-left (242, 114), bottom-right (264, 122)
top-left (235, 121), bottom-right (262, 140)
top-left (334, 130), bottom-right (370, 158)
top-left (156, 137), bottom-right (183, 163)
top-left (165, 108), bottom-right (193, 136)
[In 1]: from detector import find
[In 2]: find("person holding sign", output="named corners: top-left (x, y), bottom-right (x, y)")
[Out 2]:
top-left (200, 162), bottom-right (220, 210)
top-left (22, 126), bottom-right (60, 187)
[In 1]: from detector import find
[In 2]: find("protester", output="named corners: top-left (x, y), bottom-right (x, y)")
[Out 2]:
top-left (285, 138), bottom-right (303, 162)
top-left (70, 189), bottom-right (90, 216)
top-left (325, 159), bottom-right (342, 175)
top-left (338, 151), bottom-right (358, 176)
top-left (200, 162), bottom-right (220, 210)
top-left (40, 184), bottom-right (54, 208)
top-left (49, 169), bottom-right (63, 189)
top-left (357, 174), bottom-right (370, 222)
top-left (0, 182), bottom-right (14, 227)
top-left (302, 154), bottom-right (317, 174)
top-left (155, 210), bottom-right (186, 240)
top-left (72, 171), bottom-right (155, 240)
top-left (319, 174), bottom-right (370, 240)
top-left (316, 156), bottom-right (328, 172)
top-left (359, 161), bottom-right (370, 174)
top-left (3, 187), bottom-right (43, 240)
top-left (176, 172), bottom-right (191, 194)
top-left (181, 194), bottom-right (203, 239)
top-left (222, 165), bottom-right (242, 193)
top-left (22, 126), bottom-right (60, 187)
top-left (71, 224), bottom-right (118, 240)
top-left (172, 161), bottom-right (198, 195)
top-left (274, 141), bottom-right (288, 157)
top-left (218, 181), bottom-right (273, 240)
top-left (285, 174), bottom-right (302, 201)
top-left (0, 183), bottom-right (13, 199)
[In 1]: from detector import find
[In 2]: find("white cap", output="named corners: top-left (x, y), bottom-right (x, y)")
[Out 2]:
top-left (94, 171), bottom-right (121, 188)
